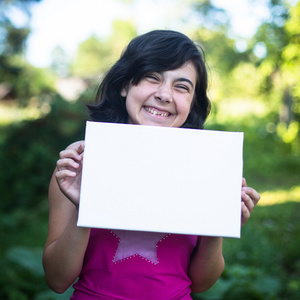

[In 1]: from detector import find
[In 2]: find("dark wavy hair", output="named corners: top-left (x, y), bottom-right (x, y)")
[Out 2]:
top-left (87, 30), bottom-right (211, 129)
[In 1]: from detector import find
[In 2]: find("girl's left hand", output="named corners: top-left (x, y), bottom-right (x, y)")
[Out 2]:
top-left (241, 178), bottom-right (260, 226)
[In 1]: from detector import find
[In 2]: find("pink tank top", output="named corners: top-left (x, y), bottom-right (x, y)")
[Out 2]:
top-left (71, 229), bottom-right (198, 299)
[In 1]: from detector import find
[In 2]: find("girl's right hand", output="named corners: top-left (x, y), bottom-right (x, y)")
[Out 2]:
top-left (55, 142), bottom-right (85, 207)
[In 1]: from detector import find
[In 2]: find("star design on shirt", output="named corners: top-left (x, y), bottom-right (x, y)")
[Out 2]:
top-left (111, 230), bottom-right (169, 264)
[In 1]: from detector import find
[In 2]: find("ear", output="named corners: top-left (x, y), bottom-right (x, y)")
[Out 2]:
top-left (121, 87), bottom-right (127, 97)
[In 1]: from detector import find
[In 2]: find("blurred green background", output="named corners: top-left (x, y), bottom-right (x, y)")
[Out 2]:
top-left (0, 0), bottom-right (299, 299)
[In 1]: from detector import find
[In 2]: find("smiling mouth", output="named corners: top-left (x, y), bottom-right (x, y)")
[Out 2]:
top-left (144, 107), bottom-right (171, 117)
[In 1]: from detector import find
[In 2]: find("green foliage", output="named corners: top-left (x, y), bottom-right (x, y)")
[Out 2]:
top-left (71, 20), bottom-right (137, 77)
top-left (205, 115), bottom-right (300, 191)
top-left (251, 0), bottom-right (299, 126)
top-left (50, 46), bottom-right (71, 78)
top-left (192, 0), bottom-right (300, 156)
top-left (0, 210), bottom-right (74, 299)
top-left (0, 0), bottom-right (40, 57)
top-left (0, 94), bottom-right (88, 299)
top-left (193, 265), bottom-right (281, 300)
top-left (71, 34), bottom-right (112, 77)
top-left (0, 95), bottom-right (87, 212)
top-left (16, 64), bottom-right (56, 102)
top-left (281, 1), bottom-right (300, 117)
top-left (192, 202), bottom-right (300, 300)
top-left (192, 0), bottom-right (229, 32)
top-left (0, 0), bottom-right (54, 105)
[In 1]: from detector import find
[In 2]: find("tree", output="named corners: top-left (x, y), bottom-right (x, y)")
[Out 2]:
top-left (50, 46), bottom-right (71, 78)
top-left (0, 0), bottom-right (55, 105)
top-left (71, 20), bottom-right (137, 78)
top-left (252, 0), bottom-right (299, 150)
top-left (0, 0), bottom-right (41, 80)
top-left (281, 2), bottom-right (300, 121)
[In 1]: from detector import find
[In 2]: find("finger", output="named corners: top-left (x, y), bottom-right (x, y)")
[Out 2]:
top-left (57, 158), bottom-right (80, 170)
top-left (75, 142), bottom-right (85, 155)
top-left (55, 169), bottom-right (77, 180)
top-left (59, 149), bottom-right (82, 161)
top-left (241, 190), bottom-right (255, 213)
top-left (241, 202), bottom-right (250, 226)
top-left (242, 177), bottom-right (247, 188)
top-left (243, 187), bottom-right (261, 206)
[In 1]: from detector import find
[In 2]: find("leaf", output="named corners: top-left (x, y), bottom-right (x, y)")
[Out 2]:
top-left (7, 246), bottom-right (44, 276)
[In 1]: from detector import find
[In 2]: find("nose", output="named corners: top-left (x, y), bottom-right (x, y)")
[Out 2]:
top-left (155, 84), bottom-right (173, 103)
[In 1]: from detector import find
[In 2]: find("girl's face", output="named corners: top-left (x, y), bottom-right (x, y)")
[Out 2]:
top-left (122, 61), bottom-right (197, 128)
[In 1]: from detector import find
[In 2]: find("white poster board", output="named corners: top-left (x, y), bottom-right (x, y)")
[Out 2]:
top-left (77, 122), bottom-right (244, 238)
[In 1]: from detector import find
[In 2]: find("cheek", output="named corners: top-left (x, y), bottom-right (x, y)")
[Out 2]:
top-left (125, 90), bottom-right (142, 113)
top-left (178, 101), bottom-right (193, 117)
top-left (125, 98), bottom-right (134, 116)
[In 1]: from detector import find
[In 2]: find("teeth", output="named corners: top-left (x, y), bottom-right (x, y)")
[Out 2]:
top-left (145, 107), bottom-right (169, 117)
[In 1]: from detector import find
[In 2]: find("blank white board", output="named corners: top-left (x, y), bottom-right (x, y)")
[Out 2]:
top-left (77, 122), bottom-right (244, 238)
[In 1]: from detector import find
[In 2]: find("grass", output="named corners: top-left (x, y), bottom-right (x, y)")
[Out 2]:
top-left (259, 186), bottom-right (300, 206)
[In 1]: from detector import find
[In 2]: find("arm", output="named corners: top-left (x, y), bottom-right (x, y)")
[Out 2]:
top-left (43, 141), bottom-right (91, 293)
top-left (189, 178), bottom-right (260, 293)
top-left (189, 236), bottom-right (225, 293)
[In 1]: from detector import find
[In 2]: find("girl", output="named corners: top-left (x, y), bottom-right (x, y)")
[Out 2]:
top-left (43, 30), bottom-right (260, 299)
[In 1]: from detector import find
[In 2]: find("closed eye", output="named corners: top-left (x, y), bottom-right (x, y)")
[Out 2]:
top-left (145, 74), bottom-right (160, 81)
top-left (177, 85), bottom-right (190, 91)
top-left (174, 78), bottom-right (194, 93)
top-left (176, 84), bottom-right (190, 92)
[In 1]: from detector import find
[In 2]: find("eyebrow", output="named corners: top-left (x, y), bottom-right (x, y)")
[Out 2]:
top-left (175, 78), bottom-right (194, 89)
top-left (155, 71), bottom-right (195, 89)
